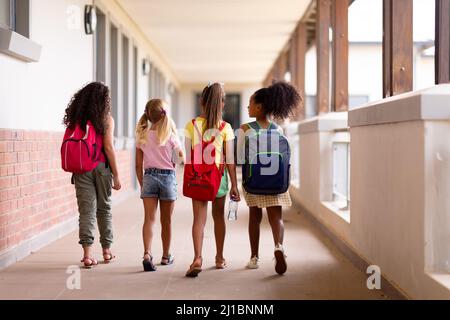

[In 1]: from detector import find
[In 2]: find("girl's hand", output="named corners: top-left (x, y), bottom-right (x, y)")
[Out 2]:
top-left (230, 185), bottom-right (240, 202)
top-left (112, 176), bottom-right (122, 190)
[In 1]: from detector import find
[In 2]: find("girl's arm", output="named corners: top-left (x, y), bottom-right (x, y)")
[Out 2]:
top-left (103, 116), bottom-right (121, 190)
top-left (135, 147), bottom-right (144, 188)
top-left (224, 139), bottom-right (240, 202)
top-left (173, 134), bottom-right (185, 165)
top-left (184, 137), bottom-right (191, 165)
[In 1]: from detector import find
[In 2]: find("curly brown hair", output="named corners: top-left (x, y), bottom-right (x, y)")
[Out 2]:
top-left (63, 82), bottom-right (111, 135)
top-left (253, 81), bottom-right (302, 120)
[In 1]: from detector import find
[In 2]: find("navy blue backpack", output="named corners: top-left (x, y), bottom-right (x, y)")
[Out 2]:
top-left (242, 121), bottom-right (291, 195)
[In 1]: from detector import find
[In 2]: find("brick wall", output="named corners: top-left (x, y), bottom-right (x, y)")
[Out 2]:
top-left (0, 128), bottom-right (134, 255)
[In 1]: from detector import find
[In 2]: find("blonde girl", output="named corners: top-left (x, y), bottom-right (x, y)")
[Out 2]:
top-left (135, 99), bottom-right (184, 272)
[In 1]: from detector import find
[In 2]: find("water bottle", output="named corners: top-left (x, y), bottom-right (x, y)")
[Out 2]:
top-left (228, 199), bottom-right (238, 221)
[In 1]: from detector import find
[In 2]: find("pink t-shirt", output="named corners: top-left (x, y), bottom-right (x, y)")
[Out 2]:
top-left (137, 130), bottom-right (181, 170)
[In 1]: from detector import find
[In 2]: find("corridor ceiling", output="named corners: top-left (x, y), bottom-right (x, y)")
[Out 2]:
top-left (117, 0), bottom-right (311, 84)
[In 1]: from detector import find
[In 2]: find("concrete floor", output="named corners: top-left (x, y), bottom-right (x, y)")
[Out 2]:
top-left (0, 176), bottom-right (388, 300)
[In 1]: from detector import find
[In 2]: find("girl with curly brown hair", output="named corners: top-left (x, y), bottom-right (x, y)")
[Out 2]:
top-left (237, 81), bottom-right (301, 275)
top-left (63, 82), bottom-right (121, 268)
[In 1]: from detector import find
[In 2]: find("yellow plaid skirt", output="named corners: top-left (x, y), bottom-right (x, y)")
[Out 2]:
top-left (242, 186), bottom-right (292, 208)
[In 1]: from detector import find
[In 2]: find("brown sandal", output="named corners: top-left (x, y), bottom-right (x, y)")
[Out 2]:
top-left (186, 257), bottom-right (202, 277)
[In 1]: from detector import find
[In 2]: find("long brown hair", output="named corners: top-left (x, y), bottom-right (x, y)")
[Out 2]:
top-left (200, 83), bottom-right (225, 130)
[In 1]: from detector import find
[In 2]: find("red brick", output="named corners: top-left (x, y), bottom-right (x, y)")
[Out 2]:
top-left (17, 152), bottom-right (29, 163)
top-left (7, 165), bottom-right (14, 176)
top-left (31, 181), bottom-right (46, 194)
top-left (7, 233), bottom-right (21, 248)
top-left (3, 152), bottom-right (17, 164)
top-left (23, 131), bottom-right (36, 141)
top-left (0, 225), bottom-right (5, 239)
top-left (6, 188), bottom-right (20, 200)
top-left (20, 185), bottom-right (33, 197)
top-left (0, 130), bottom-right (12, 141)
top-left (0, 238), bottom-right (6, 252)
top-left (0, 141), bottom-right (14, 153)
top-left (13, 141), bottom-right (27, 152)
top-left (0, 213), bottom-right (7, 226)
top-left (21, 228), bottom-right (33, 240)
top-left (0, 201), bottom-right (11, 214)
top-left (14, 163), bottom-right (32, 175)
top-left (0, 176), bottom-right (17, 189)
top-left (23, 194), bottom-right (41, 208)
top-left (0, 190), bottom-right (7, 202)
top-left (17, 174), bottom-right (31, 186)
top-left (17, 198), bottom-right (24, 209)
top-left (11, 130), bottom-right (24, 141)
top-left (38, 141), bottom-right (47, 151)
top-left (11, 207), bottom-right (32, 223)
top-left (0, 166), bottom-right (8, 177)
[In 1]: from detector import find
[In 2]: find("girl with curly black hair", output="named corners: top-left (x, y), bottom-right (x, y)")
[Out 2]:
top-left (237, 81), bottom-right (302, 275)
top-left (63, 82), bottom-right (121, 268)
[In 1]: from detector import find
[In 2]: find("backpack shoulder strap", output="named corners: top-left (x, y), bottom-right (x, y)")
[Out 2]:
top-left (218, 121), bottom-right (227, 132)
top-left (192, 118), bottom-right (202, 137)
top-left (248, 121), bottom-right (260, 132)
top-left (268, 121), bottom-right (279, 131)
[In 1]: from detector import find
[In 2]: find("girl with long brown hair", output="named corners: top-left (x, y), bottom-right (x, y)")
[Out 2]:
top-left (183, 83), bottom-right (240, 277)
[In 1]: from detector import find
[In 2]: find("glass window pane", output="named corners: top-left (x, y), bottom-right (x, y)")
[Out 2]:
top-left (0, 0), bottom-right (11, 29)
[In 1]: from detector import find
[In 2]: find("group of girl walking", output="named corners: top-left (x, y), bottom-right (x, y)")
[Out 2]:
top-left (62, 80), bottom-right (301, 277)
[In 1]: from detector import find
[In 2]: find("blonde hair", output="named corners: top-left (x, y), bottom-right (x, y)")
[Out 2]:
top-left (135, 99), bottom-right (177, 146)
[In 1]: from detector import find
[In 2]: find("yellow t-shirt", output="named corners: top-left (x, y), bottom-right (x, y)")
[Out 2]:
top-left (184, 117), bottom-right (235, 168)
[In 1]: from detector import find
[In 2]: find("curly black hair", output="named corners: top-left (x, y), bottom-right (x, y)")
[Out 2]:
top-left (63, 82), bottom-right (111, 135)
top-left (253, 81), bottom-right (302, 120)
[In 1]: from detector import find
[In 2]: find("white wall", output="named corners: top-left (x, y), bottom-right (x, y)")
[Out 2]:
top-left (0, 0), bottom-right (179, 133)
top-left (0, 0), bottom-right (94, 131)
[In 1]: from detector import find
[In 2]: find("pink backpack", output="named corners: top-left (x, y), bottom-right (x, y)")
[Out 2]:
top-left (61, 121), bottom-right (101, 174)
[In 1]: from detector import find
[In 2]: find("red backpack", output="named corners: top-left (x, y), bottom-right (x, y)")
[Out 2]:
top-left (61, 121), bottom-right (101, 174)
top-left (183, 119), bottom-right (226, 201)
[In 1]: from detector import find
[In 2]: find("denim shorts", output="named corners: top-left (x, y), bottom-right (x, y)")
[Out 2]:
top-left (141, 168), bottom-right (177, 201)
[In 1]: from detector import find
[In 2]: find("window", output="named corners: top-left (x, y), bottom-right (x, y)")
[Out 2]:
top-left (95, 9), bottom-right (107, 83)
top-left (122, 35), bottom-right (130, 138)
top-left (348, 0), bottom-right (383, 103)
top-left (0, 0), bottom-right (14, 31)
top-left (110, 24), bottom-right (119, 136)
top-left (332, 136), bottom-right (350, 210)
top-left (0, 0), bottom-right (39, 62)
top-left (133, 46), bottom-right (138, 133)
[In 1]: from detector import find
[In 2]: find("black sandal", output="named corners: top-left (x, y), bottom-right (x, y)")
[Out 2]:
top-left (143, 252), bottom-right (157, 272)
top-left (161, 254), bottom-right (174, 265)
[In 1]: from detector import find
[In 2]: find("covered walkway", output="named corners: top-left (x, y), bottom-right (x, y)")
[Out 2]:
top-left (0, 172), bottom-right (385, 300)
